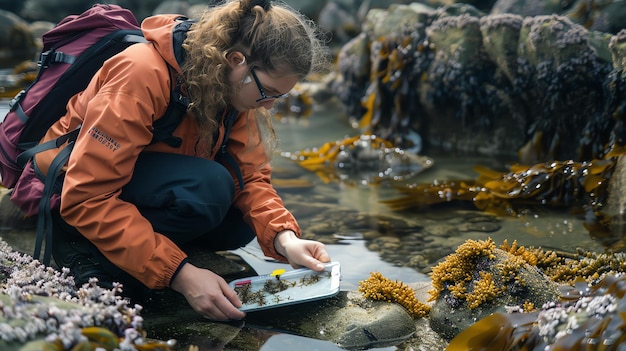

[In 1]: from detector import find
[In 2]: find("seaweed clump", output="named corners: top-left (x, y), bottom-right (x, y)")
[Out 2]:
top-left (429, 238), bottom-right (501, 308)
top-left (358, 271), bottom-right (430, 318)
top-left (429, 237), bottom-right (626, 344)
top-left (382, 158), bottom-right (623, 248)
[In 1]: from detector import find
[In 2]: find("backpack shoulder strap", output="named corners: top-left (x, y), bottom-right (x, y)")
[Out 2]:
top-left (150, 80), bottom-right (188, 147)
top-left (150, 17), bottom-right (196, 147)
top-left (216, 108), bottom-right (244, 190)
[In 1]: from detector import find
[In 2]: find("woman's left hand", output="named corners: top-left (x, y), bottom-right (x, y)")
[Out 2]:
top-left (274, 230), bottom-right (331, 271)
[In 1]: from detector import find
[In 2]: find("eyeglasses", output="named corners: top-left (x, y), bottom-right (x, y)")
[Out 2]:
top-left (249, 67), bottom-right (289, 102)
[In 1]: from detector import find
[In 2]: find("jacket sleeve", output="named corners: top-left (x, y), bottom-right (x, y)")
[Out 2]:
top-left (226, 111), bottom-right (301, 260)
top-left (59, 46), bottom-right (188, 289)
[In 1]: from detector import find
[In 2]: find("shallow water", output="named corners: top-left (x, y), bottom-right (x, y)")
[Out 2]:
top-left (0, 95), bottom-right (610, 350)
top-left (271, 101), bottom-right (606, 256)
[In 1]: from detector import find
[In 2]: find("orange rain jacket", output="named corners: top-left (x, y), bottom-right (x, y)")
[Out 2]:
top-left (34, 15), bottom-right (301, 289)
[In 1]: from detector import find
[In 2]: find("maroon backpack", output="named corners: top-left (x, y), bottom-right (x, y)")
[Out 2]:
top-left (0, 4), bottom-right (189, 264)
top-left (0, 4), bottom-right (145, 189)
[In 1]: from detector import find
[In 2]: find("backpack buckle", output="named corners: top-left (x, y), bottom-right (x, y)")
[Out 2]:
top-left (38, 50), bottom-right (76, 68)
top-left (38, 51), bottom-right (54, 67)
top-left (9, 90), bottom-right (25, 111)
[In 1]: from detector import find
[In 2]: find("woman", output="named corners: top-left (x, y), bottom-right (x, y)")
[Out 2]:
top-left (32, 0), bottom-right (331, 321)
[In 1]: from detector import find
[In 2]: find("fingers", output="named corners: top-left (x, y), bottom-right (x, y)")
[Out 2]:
top-left (314, 245), bottom-right (331, 263)
top-left (221, 279), bottom-right (243, 308)
top-left (197, 292), bottom-right (246, 321)
top-left (176, 266), bottom-right (246, 321)
top-left (292, 243), bottom-right (331, 271)
top-left (209, 295), bottom-right (246, 321)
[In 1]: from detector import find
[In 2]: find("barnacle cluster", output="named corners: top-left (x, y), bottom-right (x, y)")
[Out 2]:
top-left (0, 238), bottom-right (174, 350)
top-left (358, 271), bottom-right (430, 318)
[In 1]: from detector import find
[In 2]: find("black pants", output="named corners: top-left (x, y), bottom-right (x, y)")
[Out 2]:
top-left (51, 152), bottom-right (255, 299)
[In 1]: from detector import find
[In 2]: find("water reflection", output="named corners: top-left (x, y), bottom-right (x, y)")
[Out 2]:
top-left (272, 102), bottom-right (607, 257)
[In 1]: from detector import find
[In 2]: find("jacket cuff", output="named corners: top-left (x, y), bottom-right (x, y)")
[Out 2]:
top-left (169, 257), bottom-right (189, 288)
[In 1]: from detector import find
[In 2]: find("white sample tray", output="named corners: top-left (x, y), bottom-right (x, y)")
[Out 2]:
top-left (229, 261), bottom-right (341, 312)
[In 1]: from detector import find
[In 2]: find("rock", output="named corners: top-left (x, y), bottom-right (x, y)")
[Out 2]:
top-left (334, 299), bottom-right (416, 349)
top-left (0, 9), bottom-right (38, 68)
top-left (28, 20), bottom-right (54, 47)
top-left (19, 0), bottom-right (88, 22)
top-left (605, 155), bottom-right (626, 240)
top-left (479, 13), bottom-right (523, 82)
top-left (243, 290), bottom-right (418, 349)
top-left (610, 29), bottom-right (626, 71)
top-left (0, 188), bottom-right (35, 231)
top-left (152, 0), bottom-right (190, 16)
top-left (493, 0), bottom-right (626, 34)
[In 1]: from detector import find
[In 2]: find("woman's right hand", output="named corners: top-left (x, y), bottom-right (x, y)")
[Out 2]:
top-left (170, 262), bottom-right (246, 321)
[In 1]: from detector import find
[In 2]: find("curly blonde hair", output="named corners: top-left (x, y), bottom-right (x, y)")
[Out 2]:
top-left (181, 0), bottom-right (329, 154)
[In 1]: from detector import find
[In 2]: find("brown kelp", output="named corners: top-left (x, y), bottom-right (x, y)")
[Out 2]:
top-left (383, 158), bottom-right (614, 213)
top-left (382, 158), bottom-right (623, 246)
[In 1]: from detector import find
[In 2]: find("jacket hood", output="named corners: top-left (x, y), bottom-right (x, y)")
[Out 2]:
top-left (141, 14), bottom-right (184, 73)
